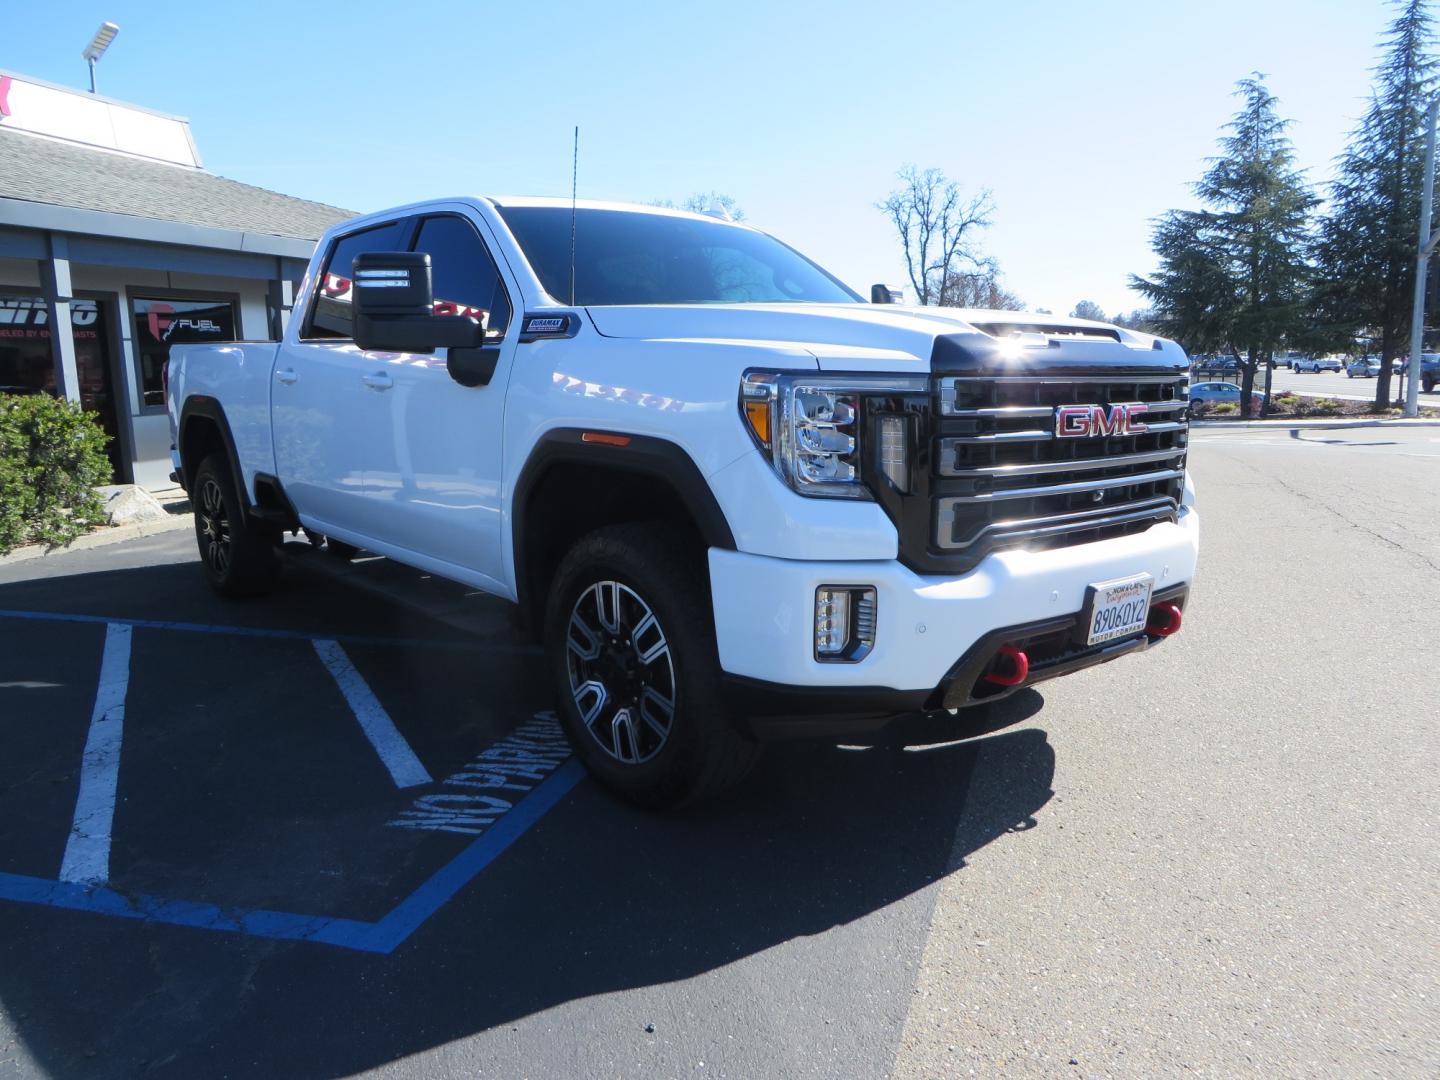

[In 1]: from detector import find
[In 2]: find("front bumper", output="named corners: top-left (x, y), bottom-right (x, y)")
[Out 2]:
top-left (708, 506), bottom-right (1198, 708)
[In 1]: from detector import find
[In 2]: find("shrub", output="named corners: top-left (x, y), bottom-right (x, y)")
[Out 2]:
top-left (1210, 401), bottom-right (1239, 415)
top-left (0, 393), bottom-right (112, 555)
top-left (1310, 398), bottom-right (1343, 415)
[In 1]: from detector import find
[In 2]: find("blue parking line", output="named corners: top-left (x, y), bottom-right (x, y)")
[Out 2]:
top-left (362, 758), bottom-right (585, 952)
top-left (0, 871), bottom-right (378, 948)
top-left (0, 759), bottom-right (586, 954)
top-left (0, 608), bottom-right (540, 654)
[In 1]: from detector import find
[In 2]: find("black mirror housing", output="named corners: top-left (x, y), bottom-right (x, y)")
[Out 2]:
top-left (351, 251), bottom-right (487, 353)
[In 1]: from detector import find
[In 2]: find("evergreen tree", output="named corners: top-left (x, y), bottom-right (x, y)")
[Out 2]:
top-left (1314, 0), bottom-right (1437, 407)
top-left (1133, 76), bottom-right (1316, 413)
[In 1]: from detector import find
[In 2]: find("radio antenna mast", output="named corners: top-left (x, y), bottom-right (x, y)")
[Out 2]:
top-left (569, 125), bottom-right (579, 307)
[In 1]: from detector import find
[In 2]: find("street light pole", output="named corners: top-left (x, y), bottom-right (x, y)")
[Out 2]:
top-left (80, 22), bottom-right (119, 95)
top-left (1406, 96), bottom-right (1440, 418)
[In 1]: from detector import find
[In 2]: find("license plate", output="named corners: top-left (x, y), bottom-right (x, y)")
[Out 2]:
top-left (1081, 573), bottom-right (1154, 646)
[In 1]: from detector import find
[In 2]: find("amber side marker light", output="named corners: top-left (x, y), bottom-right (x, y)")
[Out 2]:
top-left (581, 431), bottom-right (632, 447)
top-left (743, 399), bottom-right (771, 447)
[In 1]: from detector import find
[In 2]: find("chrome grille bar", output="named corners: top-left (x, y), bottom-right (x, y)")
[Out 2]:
top-left (939, 375), bottom-right (1187, 415)
top-left (940, 447), bottom-right (1186, 479)
top-left (935, 497), bottom-right (1179, 551)
top-left (946, 429), bottom-right (1054, 444)
top-left (941, 419), bottom-right (1186, 448)
top-left (941, 467), bottom-right (1186, 504)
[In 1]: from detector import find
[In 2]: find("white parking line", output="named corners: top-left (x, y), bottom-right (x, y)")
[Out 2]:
top-left (59, 623), bottom-right (132, 884)
top-left (312, 639), bottom-right (433, 788)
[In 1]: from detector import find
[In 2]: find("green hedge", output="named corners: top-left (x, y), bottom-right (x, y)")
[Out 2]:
top-left (0, 393), bottom-right (113, 555)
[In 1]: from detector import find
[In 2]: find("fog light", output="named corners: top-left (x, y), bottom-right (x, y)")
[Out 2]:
top-left (815, 586), bottom-right (877, 662)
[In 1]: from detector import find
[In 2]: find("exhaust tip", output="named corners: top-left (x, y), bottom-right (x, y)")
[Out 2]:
top-left (1147, 602), bottom-right (1183, 638)
top-left (982, 643), bottom-right (1030, 687)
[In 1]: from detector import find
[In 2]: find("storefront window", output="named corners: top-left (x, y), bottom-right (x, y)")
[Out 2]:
top-left (0, 294), bottom-right (121, 478)
top-left (130, 296), bottom-right (237, 408)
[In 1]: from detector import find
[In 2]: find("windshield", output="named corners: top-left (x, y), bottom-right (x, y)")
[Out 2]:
top-left (495, 206), bottom-right (861, 306)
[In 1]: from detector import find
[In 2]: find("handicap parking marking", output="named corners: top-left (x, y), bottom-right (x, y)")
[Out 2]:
top-left (58, 622), bottom-right (132, 884)
top-left (0, 762), bottom-right (587, 953)
top-left (313, 639), bottom-right (432, 789)
top-left (390, 713), bottom-right (573, 834)
top-left (0, 760), bottom-right (585, 954)
top-left (0, 606), bottom-right (583, 953)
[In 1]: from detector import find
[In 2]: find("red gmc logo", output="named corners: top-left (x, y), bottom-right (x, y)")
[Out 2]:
top-left (1055, 403), bottom-right (1149, 438)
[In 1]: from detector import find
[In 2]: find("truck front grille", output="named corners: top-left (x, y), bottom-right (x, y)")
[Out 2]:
top-left (927, 372), bottom-right (1188, 565)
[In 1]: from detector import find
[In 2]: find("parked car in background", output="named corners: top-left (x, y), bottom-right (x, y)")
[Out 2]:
top-left (1346, 358), bottom-right (1381, 378)
top-left (1293, 355), bottom-right (1343, 373)
top-left (1188, 381), bottom-right (1261, 416)
top-left (1422, 353), bottom-right (1440, 392)
top-left (1191, 356), bottom-right (1239, 378)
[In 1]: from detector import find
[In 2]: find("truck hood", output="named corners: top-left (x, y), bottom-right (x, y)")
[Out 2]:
top-left (584, 303), bottom-right (1172, 372)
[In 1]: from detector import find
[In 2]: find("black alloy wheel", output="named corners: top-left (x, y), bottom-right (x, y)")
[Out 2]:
top-left (544, 523), bottom-right (759, 807)
top-left (565, 580), bottom-right (676, 765)
top-left (191, 453), bottom-right (281, 598)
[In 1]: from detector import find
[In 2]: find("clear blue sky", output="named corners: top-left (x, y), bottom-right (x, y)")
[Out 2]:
top-left (3, 0), bottom-right (1410, 317)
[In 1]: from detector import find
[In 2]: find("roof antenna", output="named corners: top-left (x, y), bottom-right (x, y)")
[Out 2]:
top-left (569, 125), bottom-right (579, 307)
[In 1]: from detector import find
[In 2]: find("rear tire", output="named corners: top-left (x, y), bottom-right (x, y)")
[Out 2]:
top-left (544, 523), bottom-right (759, 808)
top-left (192, 454), bottom-right (281, 598)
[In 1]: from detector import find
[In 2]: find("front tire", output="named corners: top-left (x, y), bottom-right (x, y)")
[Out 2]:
top-left (544, 523), bottom-right (759, 808)
top-left (192, 454), bottom-right (281, 598)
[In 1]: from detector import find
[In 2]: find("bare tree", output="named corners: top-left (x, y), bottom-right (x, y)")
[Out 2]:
top-left (650, 192), bottom-right (746, 221)
top-left (941, 262), bottom-right (1025, 310)
top-left (878, 166), bottom-right (994, 305)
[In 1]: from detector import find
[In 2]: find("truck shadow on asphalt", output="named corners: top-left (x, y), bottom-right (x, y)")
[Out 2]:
top-left (0, 557), bottom-right (1056, 1079)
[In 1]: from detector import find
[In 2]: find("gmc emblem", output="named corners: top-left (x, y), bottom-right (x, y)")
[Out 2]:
top-left (1055, 403), bottom-right (1149, 438)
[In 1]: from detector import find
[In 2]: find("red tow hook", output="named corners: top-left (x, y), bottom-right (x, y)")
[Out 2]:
top-left (1147, 602), bottom-right (1183, 637)
top-left (982, 643), bottom-right (1030, 687)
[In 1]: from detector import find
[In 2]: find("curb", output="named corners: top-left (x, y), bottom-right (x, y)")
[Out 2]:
top-left (1193, 417), bottom-right (1440, 430)
top-left (0, 514), bottom-right (192, 566)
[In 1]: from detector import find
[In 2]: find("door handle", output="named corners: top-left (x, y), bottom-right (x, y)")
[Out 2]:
top-left (362, 372), bottom-right (394, 390)
top-left (275, 367), bottom-right (298, 385)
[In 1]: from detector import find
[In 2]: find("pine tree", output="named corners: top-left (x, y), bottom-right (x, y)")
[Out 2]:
top-left (1315, 0), bottom-right (1437, 407)
top-left (1133, 77), bottom-right (1316, 413)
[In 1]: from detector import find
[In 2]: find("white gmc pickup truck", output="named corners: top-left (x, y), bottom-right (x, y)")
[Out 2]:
top-left (168, 196), bottom-right (1199, 805)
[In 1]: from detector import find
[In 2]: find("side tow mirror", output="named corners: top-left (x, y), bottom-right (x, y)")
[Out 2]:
top-left (352, 251), bottom-right (487, 353)
top-left (871, 283), bottom-right (906, 304)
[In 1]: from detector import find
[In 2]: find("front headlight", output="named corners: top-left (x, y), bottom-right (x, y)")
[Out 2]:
top-left (740, 372), bottom-right (927, 499)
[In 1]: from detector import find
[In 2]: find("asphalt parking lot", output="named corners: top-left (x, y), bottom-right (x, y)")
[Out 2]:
top-left (1, 426), bottom-right (1437, 1079)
